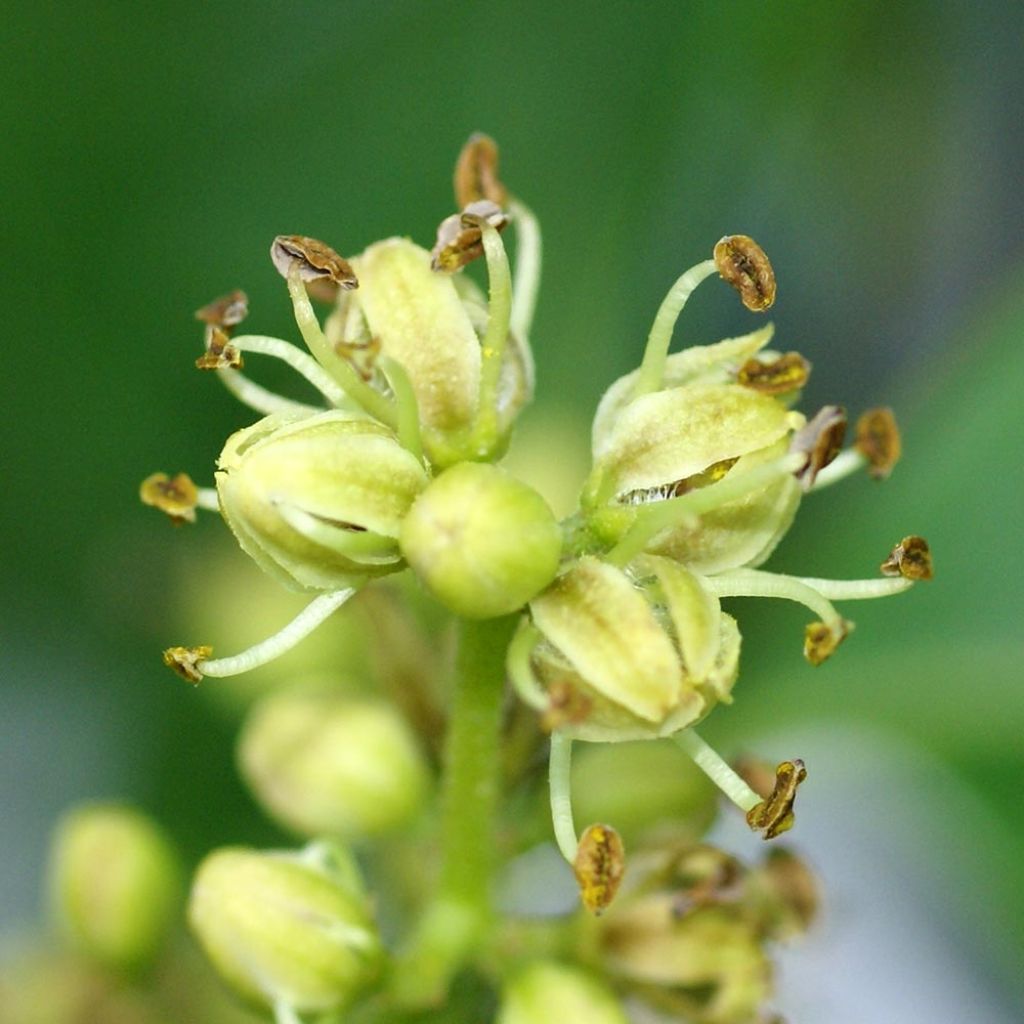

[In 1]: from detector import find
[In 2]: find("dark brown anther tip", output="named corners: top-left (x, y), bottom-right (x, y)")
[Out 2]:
top-left (714, 235), bottom-right (776, 311)
top-left (454, 132), bottom-right (508, 209)
top-left (573, 823), bottom-right (625, 914)
top-left (271, 235), bottom-right (358, 288)
top-left (194, 289), bottom-right (249, 329)
top-left (880, 535), bottom-right (933, 581)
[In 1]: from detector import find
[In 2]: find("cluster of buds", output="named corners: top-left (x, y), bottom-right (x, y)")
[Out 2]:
top-left (140, 134), bottom-right (932, 1021)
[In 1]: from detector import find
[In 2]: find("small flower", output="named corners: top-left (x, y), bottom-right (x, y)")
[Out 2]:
top-left (188, 845), bottom-right (382, 1016)
top-left (48, 804), bottom-right (181, 972)
top-left (521, 557), bottom-right (738, 742)
top-left (237, 691), bottom-right (430, 841)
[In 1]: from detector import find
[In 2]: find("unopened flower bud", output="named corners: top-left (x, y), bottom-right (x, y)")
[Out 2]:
top-left (216, 411), bottom-right (428, 591)
top-left (497, 962), bottom-right (629, 1024)
top-left (188, 846), bottom-right (381, 1014)
top-left (238, 691), bottom-right (430, 840)
top-left (48, 804), bottom-right (181, 972)
top-left (401, 462), bottom-right (561, 618)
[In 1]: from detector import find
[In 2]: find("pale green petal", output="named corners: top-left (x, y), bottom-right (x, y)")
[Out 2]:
top-left (594, 382), bottom-right (794, 498)
top-left (530, 558), bottom-right (683, 722)
top-left (352, 238), bottom-right (481, 433)
top-left (592, 325), bottom-right (775, 453)
top-left (647, 439), bottom-right (803, 573)
top-left (643, 556), bottom-right (722, 681)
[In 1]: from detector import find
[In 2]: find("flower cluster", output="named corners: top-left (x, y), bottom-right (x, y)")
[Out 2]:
top-left (137, 135), bottom-right (932, 1023)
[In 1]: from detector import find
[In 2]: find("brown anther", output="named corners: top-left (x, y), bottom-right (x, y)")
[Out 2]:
top-left (194, 289), bottom-right (249, 328)
top-left (270, 235), bottom-right (358, 288)
top-left (139, 472), bottom-right (200, 525)
top-left (541, 680), bottom-right (594, 732)
top-left (335, 334), bottom-right (382, 382)
top-left (573, 823), bottom-right (625, 914)
top-left (453, 132), bottom-right (508, 208)
top-left (856, 407), bottom-right (902, 479)
top-left (880, 535), bottom-right (933, 581)
top-left (746, 759), bottom-right (807, 840)
top-left (162, 645), bottom-right (213, 684)
top-left (714, 235), bottom-right (776, 311)
top-left (737, 352), bottom-right (811, 395)
top-left (789, 405), bottom-right (847, 490)
top-left (430, 200), bottom-right (509, 273)
top-left (803, 619), bottom-right (851, 666)
top-left (195, 325), bottom-right (243, 370)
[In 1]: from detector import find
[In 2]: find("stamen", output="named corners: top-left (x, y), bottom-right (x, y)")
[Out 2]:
top-left (453, 132), bottom-right (508, 208)
top-left (807, 447), bottom-right (866, 491)
top-left (509, 198), bottom-right (542, 342)
top-left (140, 472), bottom-right (200, 524)
top-left (789, 405), bottom-right (847, 490)
top-left (673, 728), bottom-right (762, 813)
top-left (606, 452), bottom-right (805, 566)
top-left (701, 568), bottom-right (845, 626)
top-left (809, 407), bottom-right (902, 490)
top-left (194, 289), bottom-right (249, 328)
top-left (506, 622), bottom-right (549, 712)
top-left (195, 326), bottom-right (244, 370)
top-left (163, 645), bottom-right (212, 684)
top-left (270, 235), bottom-right (358, 288)
top-left (881, 535), bottom-right (933, 581)
top-left (713, 235), bottom-right (776, 312)
top-left (573, 823), bottom-right (625, 915)
top-left (227, 335), bottom-right (349, 407)
top-left (166, 589), bottom-right (355, 682)
top-left (196, 487), bottom-right (220, 512)
top-left (856, 407), bottom-right (901, 479)
top-left (214, 366), bottom-right (324, 418)
top-left (274, 503), bottom-right (399, 562)
top-left (549, 731), bottom-right (578, 864)
top-left (379, 356), bottom-right (423, 460)
top-left (469, 215), bottom-right (513, 449)
top-left (746, 759), bottom-right (807, 840)
top-left (803, 621), bottom-right (849, 666)
top-left (632, 258), bottom-right (718, 399)
top-left (430, 200), bottom-right (508, 273)
top-left (284, 264), bottom-right (397, 428)
top-left (737, 351), bottom-right (811, 395)
top-left (794, 575), bottom-right (914, 600)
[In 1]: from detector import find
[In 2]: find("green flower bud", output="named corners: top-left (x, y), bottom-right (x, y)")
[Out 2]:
top-left (496, 962), bottom-right (629, 1024)
top-left (584, 328), bottom-right (805, 573)
top-left (400, 462), bottom-right (561, 618)
top-left (528, 557), bottom-right (739, 741)
top-left (48, 804), bottom-right (181, 972)
top-left (188, 846), bottom-right (381, 1014)
top-left (237, 691), bottom-right (430, 840)
top-left (216, 410), bottom-right (428, 591)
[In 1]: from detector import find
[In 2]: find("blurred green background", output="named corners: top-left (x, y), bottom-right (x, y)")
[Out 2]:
top-left (2, 1), bottom-right (1022, 1020)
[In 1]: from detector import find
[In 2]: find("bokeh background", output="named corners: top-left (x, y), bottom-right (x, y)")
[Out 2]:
top-left (2, 2), bottom-right (1022, 1021)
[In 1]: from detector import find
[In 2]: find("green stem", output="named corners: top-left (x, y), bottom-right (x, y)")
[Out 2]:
top-left (392, 614), bottom-right (516, 1007)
